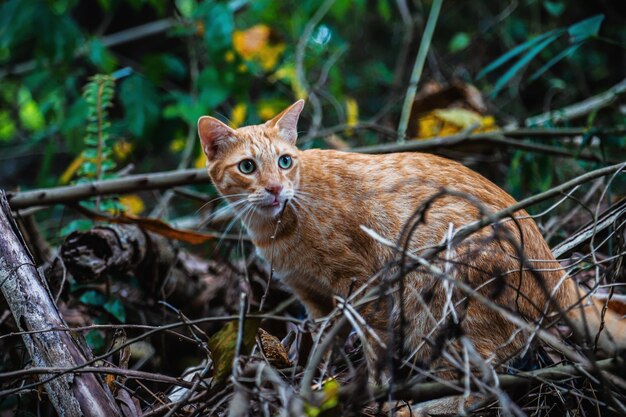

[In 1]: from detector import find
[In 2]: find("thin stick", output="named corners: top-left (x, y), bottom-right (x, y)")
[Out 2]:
top-left (362, 357), bottom-right (623, 405)
top-left (397, 0), bottom-right (444, 143)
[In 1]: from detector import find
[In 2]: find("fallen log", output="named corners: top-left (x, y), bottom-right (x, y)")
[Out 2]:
top-left (60, 224), bottom-right (240, 313)
top-left (0, 191), bottom-right (122, 417)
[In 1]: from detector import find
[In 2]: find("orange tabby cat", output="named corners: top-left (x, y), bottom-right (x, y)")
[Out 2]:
top-left (198, 100), bottom-right (625, 407)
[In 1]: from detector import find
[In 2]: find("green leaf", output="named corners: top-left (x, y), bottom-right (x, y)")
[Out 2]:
top-left (61, 219), bottom-right (94, 236)
top-left (377, 0), bottom-right (391, 22)
top-left (143, 54), bottom-right (187, 82)
top-left (99, 199), bottom-right (124, 212)
top-left (197, 2), bottom-right (233, 51)
top-left (330, 0), bottom-right (352, 19)
top-left (568, 14), bottom-right (604, 43)
top-left (87, 39), bottom-right (118, 73)
top-left (491, 34), bottom-right (560, 97)
top-left (85, 330), bottom-right (105, 351)
top-left (80, 290), bottom-right (107, 306)
top-left (197, 67), bottom-right (231, 110)
top-left (104, 298), bottom-right (126, 323)
top-left (119, 75), bottom-right (160, 137)
top-left (18, 88), bottom-right (45, 131)
top-left (543, 0), bottom-right (565, 17)
top-left (477, 29), bottom-right (562, 79)
top-left (79, 161), bottom-right (97, 176)
top-left (208, 319), bottom-right (260, 384)
top-left (449, 32), bottom-right (470, 53)
top-left (528, 42), bottom-right (582, 83)
top-left (0, 111), bottom-right (16, 141)
top-left (175, 0), bottom-right (195, 17)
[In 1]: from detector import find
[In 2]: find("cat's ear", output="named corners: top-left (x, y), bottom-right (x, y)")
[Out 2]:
top-left (198, 116), bottom-right (237, 160)
top-left (266, 99), bottom-right (304, 144)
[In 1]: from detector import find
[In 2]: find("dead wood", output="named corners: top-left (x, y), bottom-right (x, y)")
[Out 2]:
top-left (60, 223), bottom-right (239, 313)
top-left (0, 191), bottom-right (123, 417)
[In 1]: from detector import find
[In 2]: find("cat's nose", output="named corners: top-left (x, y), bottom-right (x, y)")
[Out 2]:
top-left (265, 184), bottom-right (283, 196)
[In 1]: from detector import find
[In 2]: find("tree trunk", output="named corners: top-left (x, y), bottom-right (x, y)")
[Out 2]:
top-left (0, 191), bottom-right (122, 417)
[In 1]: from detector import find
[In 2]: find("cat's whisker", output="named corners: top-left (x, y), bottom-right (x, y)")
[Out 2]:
top-left (214, 203), bottom-right (254, 252)
top-left (194, 193), bottom-right (250, 215)
top-left (199, 199), bottom-right (249, 228)
top-left (290, 196), bottom-right (329, 246)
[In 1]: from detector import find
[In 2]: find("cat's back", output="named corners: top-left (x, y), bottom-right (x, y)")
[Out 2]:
top-left (298, 148), bottom-right (516, 213)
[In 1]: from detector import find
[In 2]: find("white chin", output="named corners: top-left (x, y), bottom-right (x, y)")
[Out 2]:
top-left (257, 203), bottom-right (284, 218)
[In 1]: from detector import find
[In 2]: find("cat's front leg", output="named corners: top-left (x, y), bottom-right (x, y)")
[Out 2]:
top-left (281, 273), bottom-right (336, 319)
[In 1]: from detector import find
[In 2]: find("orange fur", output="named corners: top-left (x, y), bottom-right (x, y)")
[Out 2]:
top-left (198, 101), bottom-right (626, 376)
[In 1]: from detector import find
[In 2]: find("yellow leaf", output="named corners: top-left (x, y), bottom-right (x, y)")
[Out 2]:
top-left (304, 379), bottom-right (340, 417)
top-left (345, 97), bottom-right (358, 136)
top-left (59, 155), bottom-right (86, 185)
top-left (113, 139), bottom-right (133, 160)
top-left (270, 64), bottom-right (307, 99)
top-left (257, 103), bottom-right (278, 121)
top-left (194, 150), bottom-right (206, 169)
top-left (118, 195), bottom-right (144, 215)
top-left (233, 25), bottom-right (270, 59)
top-left (256, 43), bottom-right (285, 71)
top-left (229, 103), bottom-right (247, 128)
top-left (417, 108), bottom-right (498, 139)
top-left (169, 137), bottom-right (186, 153)
top-left (345, 98), bottom-right (359, 127)
top-left (433, 108), bottom-right (482, 128)
top-left (321, 378), bottom-right (340, 409)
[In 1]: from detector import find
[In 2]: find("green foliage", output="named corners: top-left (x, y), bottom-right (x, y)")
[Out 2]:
top-left (85, 330), bottom-right (106, 351)
top-left (120, 75), bottom-right (160, 137)
top-left (449, 32), bottom-right (470, 53)
top-left (0, 1), bottom-right (623, 200)
top-left (208, 319), bottom-right (260, 384)
top-left (79, 290), bottom-right (127, 323)
top-left (81, 74), bottom-right (116, 180)
top-left (60, 219), bottom-right (94, 236)
top-left (478, 15), bottom-right (605, 97)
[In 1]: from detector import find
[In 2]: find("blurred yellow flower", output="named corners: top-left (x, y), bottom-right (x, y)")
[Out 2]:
top-left (119, 195), bottom-right (145, 215)
top-left (224, 51), bottom-right (235, 63)
top-left (195, 148), bottom-right (206, 169)
top-left (270, 64), bottom-right (307, 99)
top-left (232, 25), bottom-right (285, 71)
top-left (233, 25), bottom-right (270, 59)
top-left (170, 137), bottom-right (186, 153)
top-left (257, 102), bottom-right (279, 121)
top-left (113, 139), bottom-right (133, 160)
top-left (256, 43), bottom-right (285, 71)
top-left (229, 103), bottom-right (247, 128)
top-left (345, 97), bottom-right (358, 128)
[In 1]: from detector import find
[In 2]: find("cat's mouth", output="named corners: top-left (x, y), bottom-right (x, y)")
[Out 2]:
top-left (255, 197), bottom-right (286, 216)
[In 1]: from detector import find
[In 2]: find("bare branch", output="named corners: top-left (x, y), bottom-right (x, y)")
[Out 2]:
top-left (7, 168), bottom-right (209, 209)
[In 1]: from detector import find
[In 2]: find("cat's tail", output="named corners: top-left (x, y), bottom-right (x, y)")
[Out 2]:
top-left (564, 288), bottom-right (626, 355)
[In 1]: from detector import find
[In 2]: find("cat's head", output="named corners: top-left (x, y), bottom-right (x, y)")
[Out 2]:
top-left (198, 100), bottom-right (304, 219)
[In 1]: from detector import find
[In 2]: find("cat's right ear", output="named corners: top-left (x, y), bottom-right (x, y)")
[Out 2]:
top-left (198, 116), bottom-right (237, 160)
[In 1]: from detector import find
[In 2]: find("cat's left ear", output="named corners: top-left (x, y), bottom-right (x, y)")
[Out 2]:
top-left (198, 116), bottom-right (237, 161)
top-left (266, 99), bottom-right (304, 145)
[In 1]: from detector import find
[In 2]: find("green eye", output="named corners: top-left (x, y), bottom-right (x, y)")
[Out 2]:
top-left (278, 155), bottom-right (292, 169)
top-left (238, 159), bottom-right (256, 174)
